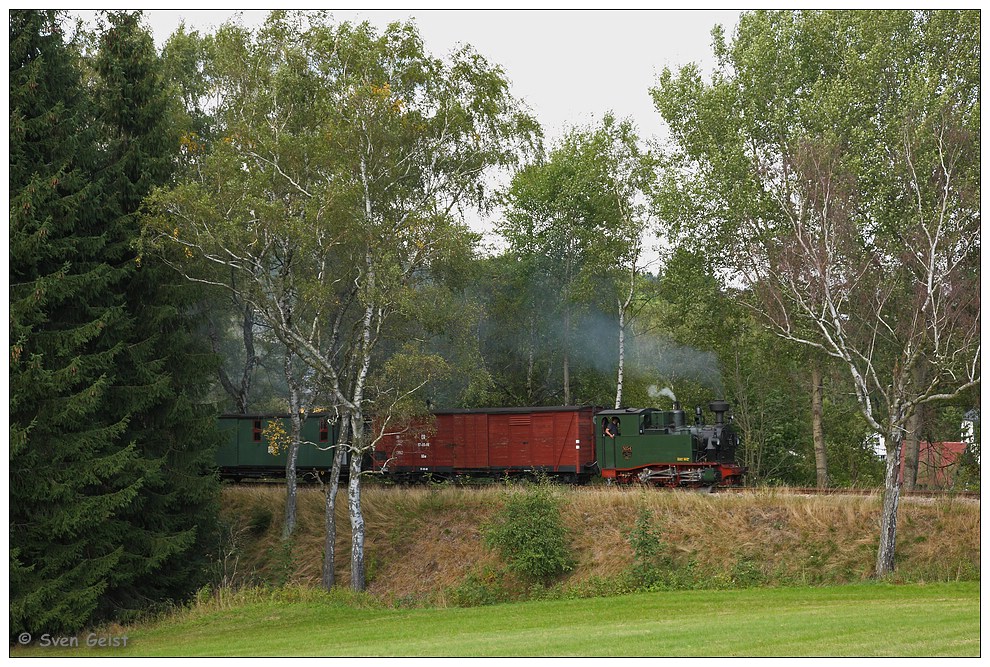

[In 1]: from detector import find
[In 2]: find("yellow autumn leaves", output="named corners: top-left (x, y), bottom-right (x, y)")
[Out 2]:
top-left (262, 419), bottom-right (289, 456)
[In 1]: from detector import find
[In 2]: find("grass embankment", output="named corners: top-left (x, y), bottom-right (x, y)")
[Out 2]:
top-left (12, 485), bottom-right (979, 658)
top-left (218, 484), bottom-right (980, 604)
top-left (13, 581), bottom-right (980, 657)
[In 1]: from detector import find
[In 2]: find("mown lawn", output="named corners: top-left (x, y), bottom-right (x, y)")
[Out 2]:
top-left (12, 581), bottom-right (979, 657)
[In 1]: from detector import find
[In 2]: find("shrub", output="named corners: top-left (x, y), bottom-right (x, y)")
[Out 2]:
top-left (483, 481), bottom-right (574, 581)
top-left (447, 566), bottom-right (508, 607)
top-left (627, 507), bottom-right (687, 590)
top-left (248, 506), bottom-right (274, 536)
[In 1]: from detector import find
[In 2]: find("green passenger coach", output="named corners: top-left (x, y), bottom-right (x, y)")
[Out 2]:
top-left (216, 413), bottom-right (340, 480)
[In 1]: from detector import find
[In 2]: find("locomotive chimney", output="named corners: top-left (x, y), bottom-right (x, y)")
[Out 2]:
top-left (709, 400), bottom-right (730, 425)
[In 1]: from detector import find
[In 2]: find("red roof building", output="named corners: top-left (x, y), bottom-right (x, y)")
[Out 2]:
top-left (899, 441), bottom-right (968, 489)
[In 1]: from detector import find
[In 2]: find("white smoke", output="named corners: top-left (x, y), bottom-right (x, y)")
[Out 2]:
top-left (647, 385), bottom-right (677, 403)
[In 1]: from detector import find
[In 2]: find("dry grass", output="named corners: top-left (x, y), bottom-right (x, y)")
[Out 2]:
top-left (216, 483), bottom-right (980, 603)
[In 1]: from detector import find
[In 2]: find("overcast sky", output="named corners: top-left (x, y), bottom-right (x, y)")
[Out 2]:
top-left (79, 9), bottom-right (741, 145)
top-left (71, 8), bottom-right (742, 258)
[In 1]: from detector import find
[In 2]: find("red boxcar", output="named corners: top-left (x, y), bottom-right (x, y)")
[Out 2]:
top-left (374, 406), bottom-right (599, 481)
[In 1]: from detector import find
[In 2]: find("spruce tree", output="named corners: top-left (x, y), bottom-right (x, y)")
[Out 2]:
top-left (10, 11), bottom-right (221, 635)
top-left (91, 11), bottom-right (220, 617)
top-left (9, 9), bottom-right (142, 636)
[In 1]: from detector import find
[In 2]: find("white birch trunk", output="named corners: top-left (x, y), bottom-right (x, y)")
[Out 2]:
top-left (283, 348), bottom-right (301, 540)
top-left (615, 302), bottom-right (625, 410)
top-left (347, 415), bottom-right (366, 591)
top-left (283, 430), bottom-right (300, 540)
top-left (876, 433), bottom-right (903, 577)
top-left (811, 364), bottom-right (828, 489)
top-left (321, 422), bottom-right (347, 590)
top-left (345, 247), bottom-right (376, 591)
top-left (614, 223), bottom-right (638, 410)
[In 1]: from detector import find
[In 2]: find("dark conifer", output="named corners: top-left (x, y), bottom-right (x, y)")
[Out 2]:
top-left (9, 9), bottom-right (142, 636)
top-left (9, 10), bottom-right (220, 635)
top-left (91, 11), bottom-right (220, 617)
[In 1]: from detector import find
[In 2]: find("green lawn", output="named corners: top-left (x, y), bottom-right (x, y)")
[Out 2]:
top-left (12, 581), bottom-right (979, 657)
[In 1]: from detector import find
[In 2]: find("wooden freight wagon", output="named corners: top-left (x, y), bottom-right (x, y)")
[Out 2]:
top-left (374, 406), bottom-right (599, 482)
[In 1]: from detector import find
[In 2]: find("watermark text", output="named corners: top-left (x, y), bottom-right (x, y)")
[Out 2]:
top-left (17, 632), bottom-right (129, 649)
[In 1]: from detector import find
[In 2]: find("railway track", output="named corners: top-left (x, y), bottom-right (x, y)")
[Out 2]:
top-left (716, 486), bottom-right (979, 500)
top-left (224, 477), bottom-right (979, 500)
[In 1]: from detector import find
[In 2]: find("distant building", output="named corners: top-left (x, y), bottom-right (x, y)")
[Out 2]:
top-left (899, 441), bottom-right (968, 490)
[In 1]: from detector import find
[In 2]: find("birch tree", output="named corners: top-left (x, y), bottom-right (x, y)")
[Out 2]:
top-left (503, 114), bottom-right (655, 408)
top-left (654, 10), bottom-right (980, 576)
top-left (593, 118), bottom-right (657, 409)
top-left (145, 11), bottom-right (538, 589)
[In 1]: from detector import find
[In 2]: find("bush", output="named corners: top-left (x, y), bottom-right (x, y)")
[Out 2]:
top-left (483, 481), bottom-right (574, 581)
top-left (447, 566), bottom-right (508, 607)
top-left (627, 507), bottom-right (689, 590)
top-left (248, 506), bottom-right (274, 536)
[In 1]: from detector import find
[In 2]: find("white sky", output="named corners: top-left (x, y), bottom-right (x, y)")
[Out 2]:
top-left (76, 8), bottom-right (741, 145)
top-left (69, 7), bottom-right (741, 260)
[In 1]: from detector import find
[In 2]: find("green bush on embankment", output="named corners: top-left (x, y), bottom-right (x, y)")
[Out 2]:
top-left (210, 484), bottom-right (979, 606)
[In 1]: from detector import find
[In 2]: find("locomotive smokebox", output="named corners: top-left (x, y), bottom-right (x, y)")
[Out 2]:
top-left (709, 400), bottom-right (730, 425)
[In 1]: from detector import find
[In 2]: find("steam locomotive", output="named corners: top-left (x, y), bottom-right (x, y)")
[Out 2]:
top-left (593, 400), bottom-right (745, 487)
top-left (217, 400), bottom-right (746, 488)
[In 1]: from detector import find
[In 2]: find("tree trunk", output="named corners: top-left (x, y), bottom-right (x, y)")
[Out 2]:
top-left (562, 305), bottom-right (571, 406)
top-left (282, 348), bottom-right (301, 540)
top-left (283, 437), bottom-right (299, 540)
top-left (526, 318), bottom-right (536, 404)
top-left (903, 407), bottom-right (922, 492)
top-left (321, 420), bottom-right (348, 590)
top-left (811, 364), bottom-right (828, 488)
top-left (615, 300), bottom-right (625, 409)
top-left (238, 303), bottom-right (258, 410)
top-left (348, 414), bottom-right (366, 591)
top-left (615, 245), bottom-right (637, 411)
top-left (346, 253), bottom-right (374, 592)
top-left (209, 301), bottom-right (258, 414)
top-left (902, 364), bottom-right (926, 492)
top-left (875, 434), bottom-right (903, 577)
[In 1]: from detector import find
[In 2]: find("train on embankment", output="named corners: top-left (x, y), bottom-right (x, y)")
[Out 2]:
top-left (217, 401), bottom-right (746, 488)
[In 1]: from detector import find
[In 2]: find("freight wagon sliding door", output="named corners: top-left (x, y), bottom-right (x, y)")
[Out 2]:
top-left (508, 414), bottom-right (533, 469)
top-left (445, 413), bottom-right (490, 471)
top-left (488, 415), bottom-right (510, 469)
top-left (531, 413), bottom-right (557, 470)
top-left (488, 414), bottom-right (533, 470)
top-left (447, 414), bottom-right (466, 469)
top-left (466, 413), bottom-right (490, 470)
top-left (551, 411), bottom-right (582, 472)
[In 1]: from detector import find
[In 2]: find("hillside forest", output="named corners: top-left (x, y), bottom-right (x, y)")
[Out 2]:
top-left (9, 9), bottom-right (980, 638)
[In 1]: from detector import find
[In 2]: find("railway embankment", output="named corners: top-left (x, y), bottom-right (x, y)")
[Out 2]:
top-left (216, 484), bottom-right (980, 606)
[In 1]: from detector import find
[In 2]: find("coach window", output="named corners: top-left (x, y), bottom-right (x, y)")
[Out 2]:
top-left (320, 418), bottom-right (329, 442)
top-left (253, 420), bottom-right (262, 442)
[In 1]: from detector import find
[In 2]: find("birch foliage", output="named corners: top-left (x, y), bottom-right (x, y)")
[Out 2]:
top-left (144, 11), bottom-right (538, 589)
top-left (653, 10), bottom-right (980, 576)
